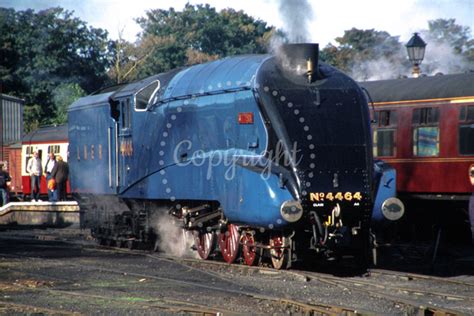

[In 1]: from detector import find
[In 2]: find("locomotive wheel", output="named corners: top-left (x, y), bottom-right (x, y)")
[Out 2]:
top-left (269, 235), bottom-right (289, 270)
top-left (194, 230), bottom-right (215, 260)
top-left (241, 232), bottom-right (259, 266)
top-left (218, 224), bottom-right (240, 264)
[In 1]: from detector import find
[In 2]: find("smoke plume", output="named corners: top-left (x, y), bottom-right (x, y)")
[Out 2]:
top-left (351, 34), bottom-right (472, 82)
top-left (277, 0), bottom-right (314, 43)
top-left (152, 211), bottom-right (198, 258)
top-left (419, 32), bottom-right (472, 75)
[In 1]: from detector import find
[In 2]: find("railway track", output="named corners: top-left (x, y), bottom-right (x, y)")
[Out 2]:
top-left (94, 244), bottom-right (470, 315)
top-left (8, 282), bottom-right (229, 315)
top-left (0, 231), bottom-right (471, 315)
top-left (0, 300), bottom-right (82, 316)
top-left (141, 250), bottom-right (471, 315)
top-left (0, 250), bottom-right (363, 315)
top-left (370, 268), bottom-right (474, 287)
top-left (180, 260), bottom-right (468, 315)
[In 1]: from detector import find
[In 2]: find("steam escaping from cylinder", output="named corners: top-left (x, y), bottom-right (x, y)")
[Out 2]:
top-left (277, 0), bottom-right (314, 43)
top-left (151, 211), bottom-right (198, 258)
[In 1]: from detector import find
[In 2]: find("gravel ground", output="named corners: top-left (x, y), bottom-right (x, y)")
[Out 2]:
top-left (0, 228), bottom-right (472, 315)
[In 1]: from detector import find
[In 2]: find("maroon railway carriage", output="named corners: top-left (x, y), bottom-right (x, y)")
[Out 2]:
top-left (361, 73), bottom-right (474, 242)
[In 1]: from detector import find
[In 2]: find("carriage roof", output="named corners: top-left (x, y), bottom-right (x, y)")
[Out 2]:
top-left (22, 124), bottom-right (68, 144)
top-left (360, 72), bottom-right (474, 103)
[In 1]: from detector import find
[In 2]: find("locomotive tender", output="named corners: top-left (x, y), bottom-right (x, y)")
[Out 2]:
top-left (69, 44), bottom-right (402, 268)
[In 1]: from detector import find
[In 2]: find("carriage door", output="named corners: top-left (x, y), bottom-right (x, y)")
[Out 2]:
top-left (116, 98), bottom-right (133, 192)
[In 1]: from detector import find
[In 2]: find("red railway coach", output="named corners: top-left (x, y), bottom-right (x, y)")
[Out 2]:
top-left (19, 125), bottom-right (69, 199)
top-left (361, 73), bottom-right (474, 242)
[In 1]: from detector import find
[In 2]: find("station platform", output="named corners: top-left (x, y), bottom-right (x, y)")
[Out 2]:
top-left (0, 201), bottom-right (81, 227)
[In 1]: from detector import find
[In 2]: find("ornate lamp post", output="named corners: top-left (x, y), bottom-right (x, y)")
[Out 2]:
top-left (406, 32), bottom-right (427, 78)
top-left (405, 33), bottom-right (426, 78)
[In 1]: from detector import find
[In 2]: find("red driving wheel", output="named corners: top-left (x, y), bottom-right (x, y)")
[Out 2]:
top-left (218, 224), bottom-right (240, 264)
top-left (194, 230), bottom-right (215, 260)
top-left (241, 232), bottom-right (259, 266)
top-left (270, 234), bottom-right (289, 269)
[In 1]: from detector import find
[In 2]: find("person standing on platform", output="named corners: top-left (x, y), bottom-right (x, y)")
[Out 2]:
top-left (44, 152), bottom-right (57, 201)
top-left (51, 155), bottom-right (69, 201)
top-left (0, 163), bottom-right (11, 206)
top-left (26, 151), bottom-right (42, 202)
top-left (469, 165), bottom-right (474, 244)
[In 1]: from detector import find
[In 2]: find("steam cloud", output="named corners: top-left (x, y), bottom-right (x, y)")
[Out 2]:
top-left (152, 211), bottom-right (198, 258)
top-left (350, 34), bottom-right (472, 81)
top-left (277, 0), bottom-right (314, 43)
top-left (419, 32), bottom-right (472, 76)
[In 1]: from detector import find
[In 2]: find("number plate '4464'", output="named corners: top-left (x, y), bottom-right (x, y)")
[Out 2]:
top-left (309, 192), bottom-right (363, 202)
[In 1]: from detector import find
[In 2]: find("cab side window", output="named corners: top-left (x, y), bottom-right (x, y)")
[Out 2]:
top-left (135, 80), bottom-right (160, 111)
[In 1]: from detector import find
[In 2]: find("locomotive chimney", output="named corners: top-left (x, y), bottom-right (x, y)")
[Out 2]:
top-left (278, 43), bottom-right (319, 83)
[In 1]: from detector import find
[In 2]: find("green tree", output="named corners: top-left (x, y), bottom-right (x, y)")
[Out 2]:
top-left (322, 20), bottom-right (473, 80)
top-left (108, 32), bottom-right (177, 83)
top-left (51, 83), bottom-right (86, 124)
top-left (0, 8), bottom-right (20, 94)
top-left (421, 18), bottom-right (474, 73)
top-left (426, 19), bottom-right (473, 57)
top-left (320, 28), bottom-right (406, 80)
top-left (134, 4), bottom-right (274, 78)
top-left (23, 104), bottom-right (43, 133)
top-left (0, 7), bottom-right (113, 131)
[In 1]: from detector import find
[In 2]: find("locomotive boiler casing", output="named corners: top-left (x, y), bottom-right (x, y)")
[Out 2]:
top-left (69, 57), bottom-right (296, 229)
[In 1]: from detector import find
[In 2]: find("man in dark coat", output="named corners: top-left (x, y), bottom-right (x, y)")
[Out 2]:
top-left (44, 152), bottom-right (57, 201)
top-left (51, 155), bottom-right (69, 201)
top-left (469, 165), bottom-right (474, 244)
top-left (0, 163), bottom-right (11, 206)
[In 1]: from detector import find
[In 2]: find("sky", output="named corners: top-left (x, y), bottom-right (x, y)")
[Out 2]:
top-left (1, 0), bottom-right (473, 47)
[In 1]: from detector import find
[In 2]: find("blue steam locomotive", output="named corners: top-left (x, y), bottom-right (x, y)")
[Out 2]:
top-left (68, 44), bottom-right (403, 269)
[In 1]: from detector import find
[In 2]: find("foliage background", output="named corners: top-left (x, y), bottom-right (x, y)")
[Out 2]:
top-left (0, 4), bottom-right (472, 132)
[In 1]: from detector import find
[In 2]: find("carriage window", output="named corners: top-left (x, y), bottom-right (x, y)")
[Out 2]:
top-left (459, 105), bottom-right (474, 155)
top-left (459, 105), bottom-right (474, 121)
top-left (413, 107), bottom-right (439, 157)
top-left (47, 145), bottom-right (60, 154)
top-left (373, 130), bottom-right (396, 157)
top-left (413, 107), bottom-right (439, 124)
top-left (413, 127), bottom-right (439, 157)
top-left (375, 110), bottom-right (397, 127)
top-left (373, 110), bottom-right (397, 157)
top-left (135, 80), bottom-right (160, 110)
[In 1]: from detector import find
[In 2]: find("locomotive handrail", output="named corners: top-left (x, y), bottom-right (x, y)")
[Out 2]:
top-left (361, 86), bottom-right (376, 124)
top-left (147, 86), bottom-right (252, 111)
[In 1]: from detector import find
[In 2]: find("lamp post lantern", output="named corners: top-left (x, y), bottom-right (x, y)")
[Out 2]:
top-left (406, 32), bottom-right (427, 78)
